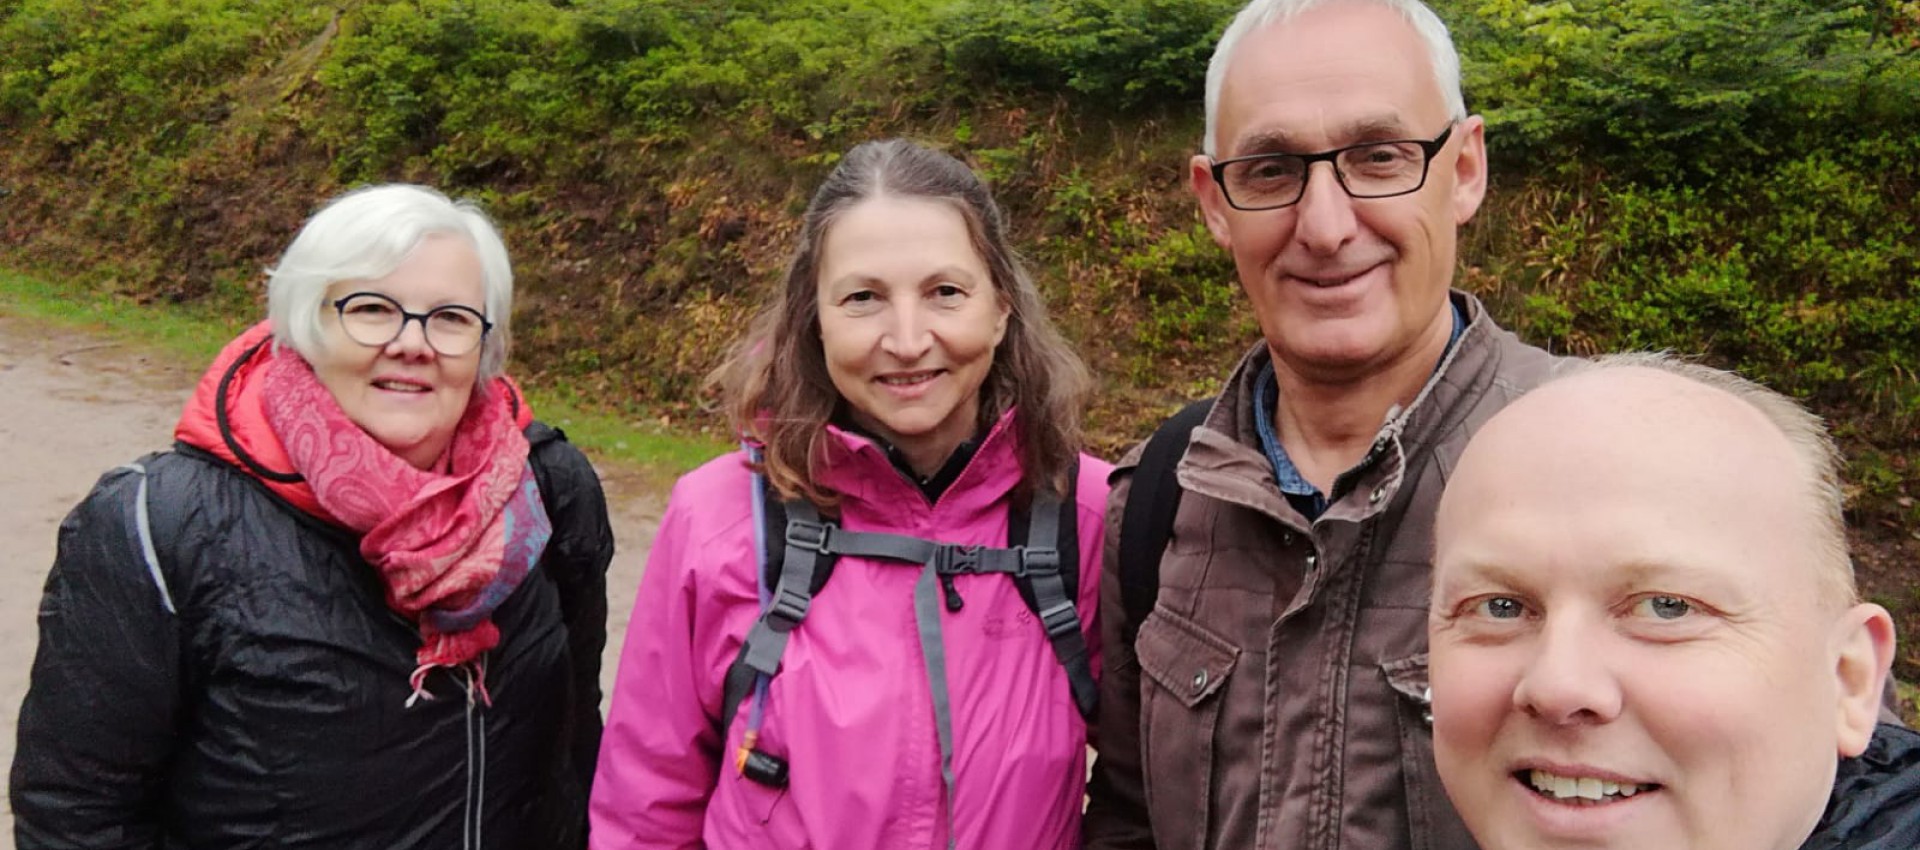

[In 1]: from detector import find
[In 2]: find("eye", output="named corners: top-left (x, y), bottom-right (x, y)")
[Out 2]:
top-left (841, 290), bottom-right (877, 304)
top-left (1243, 157), bottom-right (1301, 182)
top-left (429, 307), bottom-right (482, 329)
top-left (344, 299), bottom-right (397, 317)
top-left (1469, 596), bottom-right (1528, 621)
top-left (1630, 595), bottom-right (1693, 621)
top-left (931, 282), bottom-right (966, 300)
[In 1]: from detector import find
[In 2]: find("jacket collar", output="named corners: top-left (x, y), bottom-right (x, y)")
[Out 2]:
top-left (1801, 723), bottom-right (1920, 849)
top-left (815, 407), bottom-right (1023, 525)
top-left (1181, 291), bottom-right (1508, 525)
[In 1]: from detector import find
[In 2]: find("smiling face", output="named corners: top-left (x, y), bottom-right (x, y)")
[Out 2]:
top-left (815, 195), bottom-right (1008, 476)
top-left (1191, 0), bottom-right (1486, 382)
top-left (309, 233), bottom-right (486, 470)
top-left (1430, 367), bottom-right (1892, 850)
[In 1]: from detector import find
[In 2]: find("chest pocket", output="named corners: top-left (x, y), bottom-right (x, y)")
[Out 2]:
top-left (1135, 605), bottom-right (1239, 850)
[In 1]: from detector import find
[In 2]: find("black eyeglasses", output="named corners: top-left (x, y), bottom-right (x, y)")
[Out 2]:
top-left (1209, 123), bottom-right (1456, 211)
top-left (330, 291), bottom-right (492, 357)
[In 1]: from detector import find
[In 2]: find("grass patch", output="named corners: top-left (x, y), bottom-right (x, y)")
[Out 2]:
top-left (0, 267), bottom-right (251, 366)
top-left (1900, 680), bottom-right (1920, 729)
top-left (0, 265), bottom-right (726, 482)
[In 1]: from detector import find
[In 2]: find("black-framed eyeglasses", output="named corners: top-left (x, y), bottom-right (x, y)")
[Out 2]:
top-left (1209, 123), bottom-right (1456, 211)
top-left (330, 291), bottom-right (492, 357)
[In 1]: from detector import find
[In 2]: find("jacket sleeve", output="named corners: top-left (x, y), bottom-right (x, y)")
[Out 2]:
top-left (538, 441), bottom-right (616, 820)
top-left (10, 465), bottom-right (183, 850)
top-left (589, 484), bottom-right (726, 849)
top-left (1083, 466), bottom-right (1159, 849)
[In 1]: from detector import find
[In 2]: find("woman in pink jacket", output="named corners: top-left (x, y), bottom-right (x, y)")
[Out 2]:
top-left (591, 138), bottom-right (1111, 849)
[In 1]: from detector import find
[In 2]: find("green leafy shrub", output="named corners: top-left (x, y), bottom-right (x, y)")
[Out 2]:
top-left (939, 0), bottom-right (1239, 108)
top-left (1451, 0), bottom-right (1920, 182)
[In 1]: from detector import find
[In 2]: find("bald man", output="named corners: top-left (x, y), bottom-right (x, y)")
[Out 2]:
top-left (1428, 353), bottom-right (1919, 850)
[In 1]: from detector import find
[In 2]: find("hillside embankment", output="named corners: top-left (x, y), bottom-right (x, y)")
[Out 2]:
top-left (3, 0), bottom-right (1916, 679)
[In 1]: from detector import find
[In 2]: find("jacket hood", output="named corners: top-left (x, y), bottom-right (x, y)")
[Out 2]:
top-left (173, 321), bottom-right (533, 526)
top-left (1801, 723), bottom-right (1920, 849)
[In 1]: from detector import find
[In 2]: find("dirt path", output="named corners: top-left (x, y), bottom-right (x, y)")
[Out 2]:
top-left (0, 314), bottom-right (662, 845)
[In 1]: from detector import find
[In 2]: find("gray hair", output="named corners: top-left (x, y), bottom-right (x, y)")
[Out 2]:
top-left (1572, 352), bottom-right (1857, 608)
top-left (1203, 0), bottom-right (1467, 156)
top-left (266, 184), bottom-right (514, 379)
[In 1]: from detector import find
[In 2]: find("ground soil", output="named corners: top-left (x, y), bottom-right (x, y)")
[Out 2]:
top-left (0, 314), bottom-right (661, 846)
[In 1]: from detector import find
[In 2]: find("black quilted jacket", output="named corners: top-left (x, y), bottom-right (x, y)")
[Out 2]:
top-left (10, 423), bottom-right (612, 850)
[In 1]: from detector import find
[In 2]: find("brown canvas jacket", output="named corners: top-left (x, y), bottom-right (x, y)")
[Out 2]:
top-left (1085, 292), bottom-right (1564, 850)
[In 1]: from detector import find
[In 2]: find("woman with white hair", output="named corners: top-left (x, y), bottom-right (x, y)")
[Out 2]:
top-left (10, 184), bottom-right (614, 850)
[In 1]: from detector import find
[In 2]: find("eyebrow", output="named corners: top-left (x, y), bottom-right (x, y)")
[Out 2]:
top-left (1230, 115), bottom-right (1415, 156)
top-left (823, 266), bottom-right (983, 292)
top-left (1437, 556), bottom-right (1754, 605)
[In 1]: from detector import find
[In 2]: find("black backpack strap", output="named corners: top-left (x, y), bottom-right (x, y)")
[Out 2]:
top-left (1014, 485), bottom-right (1098, 722)
top-left (1118, 399), bottom-right (1212, 645)
top-left (718, 499), bottom-right (831, 737)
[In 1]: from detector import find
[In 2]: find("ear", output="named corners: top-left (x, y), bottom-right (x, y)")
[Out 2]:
top-left (1449, 115), bottom-right (1489, 226)
top-left (991, 294), bottom-right (1011, 347)
top-left (1191, 154), bottom-right (1233, 250)
top-left (1832, 601), bottom-right (1897, 758)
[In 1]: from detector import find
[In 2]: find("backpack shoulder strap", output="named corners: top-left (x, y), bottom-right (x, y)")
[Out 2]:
top-left (113, 451), bottom-right (181, 616)
top-left (1117, 399), bottom-right (1212, 645)
top-left (718, 488), bottom-right (837, 737)
top-left (1010, 459), bottom-right (1097, 722)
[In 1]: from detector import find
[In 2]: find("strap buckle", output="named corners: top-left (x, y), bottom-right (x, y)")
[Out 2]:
top-left (932, 544), bottom-right (984, 574)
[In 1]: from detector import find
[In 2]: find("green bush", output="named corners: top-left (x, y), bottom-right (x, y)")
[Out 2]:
top-left (1, 0), bottom-right (312, 162)
top-left (939, 0), bottom-right (1238, 108)
top-left (1451, 0), bottom-right (1920, 182)
top-left (1517, 137), bottom-right (1919, 424)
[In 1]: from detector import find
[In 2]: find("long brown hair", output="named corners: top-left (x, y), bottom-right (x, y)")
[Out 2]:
top-left (712, 138), bottom-right (1090, 510)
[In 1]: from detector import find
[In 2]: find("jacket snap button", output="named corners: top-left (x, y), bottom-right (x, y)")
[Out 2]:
top-left (1192, 669), bottom-right (1209, 692)
top-left (1369, 487), bottom-right (1386, 505)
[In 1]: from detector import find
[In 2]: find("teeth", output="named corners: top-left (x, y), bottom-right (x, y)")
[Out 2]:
top-left (1529, 770), bottom-right (1651, 801)
top-left (880, 374), bottom-right (934, 386)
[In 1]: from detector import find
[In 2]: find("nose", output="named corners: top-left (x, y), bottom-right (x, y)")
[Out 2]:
top-left (878, 301), bottom-right (932, 361)
top-left (383, 315), bottom-right (435, 360)
top-left (1291, 161), bottom-right (1359, 256)
top-left (1511, 614), bottom-right (1623, 726)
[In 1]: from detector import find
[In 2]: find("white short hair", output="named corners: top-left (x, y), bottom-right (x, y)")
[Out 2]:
top-left (1203, 0), bottom-right (1467, 156)
top-left (266, 184), bottom-right (514, 379)
top-left (1571, 352), bottom-right (1857, 608)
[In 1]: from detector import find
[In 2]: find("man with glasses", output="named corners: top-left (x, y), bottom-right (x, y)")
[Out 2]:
top-left (1084, 1), bottom-right (1563, 848)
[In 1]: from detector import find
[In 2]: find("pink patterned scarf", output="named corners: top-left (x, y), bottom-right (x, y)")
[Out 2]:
top-left (260, 344), bottom-right (551, 706)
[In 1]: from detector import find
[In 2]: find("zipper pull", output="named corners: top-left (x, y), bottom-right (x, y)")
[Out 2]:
top-left (939, 573), bottom-right (965, 612)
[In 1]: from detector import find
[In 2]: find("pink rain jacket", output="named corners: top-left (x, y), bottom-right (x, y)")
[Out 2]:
top-left (591, 412), bottom-right (1110, 849)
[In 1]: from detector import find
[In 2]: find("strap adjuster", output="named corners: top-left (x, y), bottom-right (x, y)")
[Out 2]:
top-left (765, 586), bottom-right (811, 631)
top-left (785, 519), bottom-right (832, 555)
top-left (1036, 601), bottom-right (1079, 638)
top-left (1018, 546), bottom-right (1060, 577)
